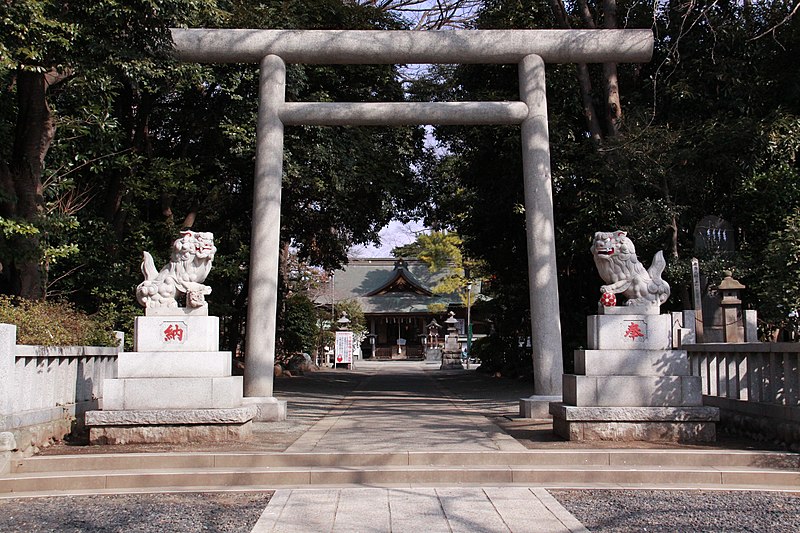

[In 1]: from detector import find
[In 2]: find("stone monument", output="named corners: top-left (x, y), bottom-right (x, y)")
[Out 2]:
top-left (86, 231), bottom-right (258, 444)
top-left (549, 231), bottom-right (719, 442)
top-left (440, 312), bottom-right (464, 370)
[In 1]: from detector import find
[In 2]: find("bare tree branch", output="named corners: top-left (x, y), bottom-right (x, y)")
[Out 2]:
top-left (356, 0), bottom-right (482, 29)
top-left (749, 0), bottom-right (800, 41)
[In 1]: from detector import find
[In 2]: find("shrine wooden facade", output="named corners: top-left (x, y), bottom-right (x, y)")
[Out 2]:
top-left (330, 258), bottom-right (472, 359)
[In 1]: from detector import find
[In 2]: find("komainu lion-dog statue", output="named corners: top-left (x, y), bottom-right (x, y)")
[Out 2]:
top-left (591, 230), bottom-right (670, 306)
top-left (136, 230), bottom-right (217, 309)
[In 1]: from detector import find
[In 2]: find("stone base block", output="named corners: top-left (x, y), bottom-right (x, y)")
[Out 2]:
top-left (563, 374), bottom-right (702, 407)
top-left (86, 406), bottom-right (256, 445)
top-left (574, 349), bottom-right (689, 376)
top-left (242, 397), bottom-right (287, 421)
top-left (588, 313), bottom-right (672, 350)
top-left (86, 405), bottom-right (257, 426)
top-left (117, 351), bottom-right (232, 378)
top-left (103, 376), bottom-right (244, 410)
top-left (89, 422), bottom-right (252, 445)
top-left (134, 315), bottom-right (220, 352)
top-left (440, 352), bottom-right (463, 370)
top-left (519, 395), bottom-right (562, 418)
top-left (549, 403), bottom-right (719, 443)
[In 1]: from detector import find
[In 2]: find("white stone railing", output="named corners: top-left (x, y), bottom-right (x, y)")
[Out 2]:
top-left (0, 324), bottom-right (119, 451)
top-left (686, 343), bottom-right (800, 406)
top-left (686, 343), bottom-right (800, 448)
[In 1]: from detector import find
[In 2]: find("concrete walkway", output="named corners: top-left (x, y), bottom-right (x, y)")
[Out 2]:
top-left (286, 361), bottom-right (525, 453)
top-left (253, 487), bottom-right (588, 533)
top-left (255, 361), bottom-right (588, 532)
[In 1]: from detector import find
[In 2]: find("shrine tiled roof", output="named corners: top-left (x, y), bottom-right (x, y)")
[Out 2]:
top-left (327, 258), bottom-right (459, 315)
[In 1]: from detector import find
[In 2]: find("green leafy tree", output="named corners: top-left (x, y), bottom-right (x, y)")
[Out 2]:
top-left (413, 0), bottom-right (800, 354)
top-left (0, 0), bottom-right (205, 299)
top-left (2, 1), bottom-right (426, 355)
top-left (755, 210), bottom-right (800, 339)
top-left (392, 230), bottom-right (485, 312)
top-left (333, 298), bottom-right (367, 340)
top-left (281, 293), bottom-right (319, 353)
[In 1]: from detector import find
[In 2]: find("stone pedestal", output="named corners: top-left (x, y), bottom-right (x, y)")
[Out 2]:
top-left (550, 307), bottom-right (718, 443)
top-left (519, 395), bottom-right (562, 419)
top-left (440, 351), bottom-right (463, 370)
top-left (440, 334), bottom-right (463, 370)
top-left (87, 311), bottom-right (282, 444)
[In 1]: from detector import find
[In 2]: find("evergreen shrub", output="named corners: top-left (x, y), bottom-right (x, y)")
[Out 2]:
top-left (470, 334), bottom-right (532, 377)
top-left (0, 296), bottom-right (118, 346)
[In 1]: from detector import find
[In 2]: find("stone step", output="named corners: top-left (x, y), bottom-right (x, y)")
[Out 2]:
top-left (11, 449), bottom-right (799, 473)
top-left (1, 463), bottom-right (798, 494)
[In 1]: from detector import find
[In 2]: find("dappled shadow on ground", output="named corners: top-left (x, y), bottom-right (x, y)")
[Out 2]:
top-left (41, 362), bottom-right (790, 455)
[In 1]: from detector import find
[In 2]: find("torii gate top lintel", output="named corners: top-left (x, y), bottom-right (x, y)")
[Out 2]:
top-left (170, 28), bottom-right (653, 65)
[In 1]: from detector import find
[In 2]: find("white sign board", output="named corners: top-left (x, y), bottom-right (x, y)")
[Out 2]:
top-left (335, 331), bottom-right (354, 364)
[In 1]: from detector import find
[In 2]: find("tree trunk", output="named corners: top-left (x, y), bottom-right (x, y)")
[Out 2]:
top-left (602, 0), bottom-right (622, 136)
top-left (104, 80), bottom-right (154, 237)
top-left (2, 69), bottom-right (65, 299)
top-left (182, 209), bottom-right (198, 229)
top-left (578, 64), bottom-right (604, 142)
top-left (548, 0), bottom-right (603, 141)
top-left (577, 0), bottom-right (597, 28)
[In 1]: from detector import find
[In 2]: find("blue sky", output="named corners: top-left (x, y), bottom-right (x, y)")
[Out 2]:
top-left (349, 219), bottom-right (427, 258)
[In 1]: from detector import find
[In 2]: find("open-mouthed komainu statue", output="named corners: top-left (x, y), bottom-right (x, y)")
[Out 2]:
top-left (591, 230), bottom-right (670, 306)
top-left (136, 230), bottom-right (217, 309)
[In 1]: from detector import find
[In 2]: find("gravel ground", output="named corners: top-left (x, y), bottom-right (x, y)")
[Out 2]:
top-left (0, 491), bottom-right (272, 533)
top-left (551, 489), bottom-right (800, 533)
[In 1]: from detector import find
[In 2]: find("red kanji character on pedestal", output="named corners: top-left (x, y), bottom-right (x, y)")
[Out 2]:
top-left (164, 324), bottom-right (184, 342)
top-left (624, 322), bottom-right (645, 340)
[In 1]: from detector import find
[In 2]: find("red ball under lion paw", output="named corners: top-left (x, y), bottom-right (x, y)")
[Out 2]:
top-left (600, 292), bottom-right (617, 307)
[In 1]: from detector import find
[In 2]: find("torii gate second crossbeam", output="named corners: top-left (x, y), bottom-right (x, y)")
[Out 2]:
top-left (170, 28), bottom-right (654, 420)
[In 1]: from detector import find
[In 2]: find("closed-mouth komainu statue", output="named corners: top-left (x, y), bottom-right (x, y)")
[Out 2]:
top-left (591, 230), bottom-right (670, 306)
top-left (136, 230), bottom-right (216, 309)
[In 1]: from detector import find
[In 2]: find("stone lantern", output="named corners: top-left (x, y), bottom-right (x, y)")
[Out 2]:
top-left (444, 311), bottom-right (458, 336)
top-left (718, 271), bottom-right (745, 343)
top-left (441, 312), bottom-right (463, 369)
top-left (336, 311), bottom-right (351, 331)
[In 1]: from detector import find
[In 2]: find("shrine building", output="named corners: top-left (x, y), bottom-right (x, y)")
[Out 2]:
top-left (327, 258), bottom-right (485, 359)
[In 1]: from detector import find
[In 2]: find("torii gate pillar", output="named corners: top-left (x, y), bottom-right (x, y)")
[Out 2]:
top-left (518, 54), bottom-right (563, 417)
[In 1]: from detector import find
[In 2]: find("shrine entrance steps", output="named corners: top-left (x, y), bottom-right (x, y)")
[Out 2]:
top-left (2, 448), bottom-right (799, 495)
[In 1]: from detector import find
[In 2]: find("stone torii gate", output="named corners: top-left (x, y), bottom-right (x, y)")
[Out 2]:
top-left (170, 28), bottom-right (653, 419)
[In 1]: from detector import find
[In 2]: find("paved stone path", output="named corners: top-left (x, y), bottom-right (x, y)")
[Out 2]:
top-left (253, 487), bottom-right (588, 533)
top-left (254, 361), bottom-right (588, 532)
top-left (286, 361), bottom-right (525, 453)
